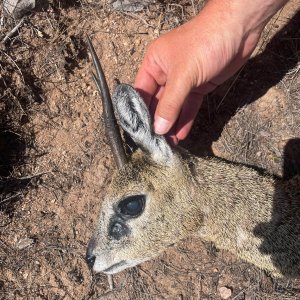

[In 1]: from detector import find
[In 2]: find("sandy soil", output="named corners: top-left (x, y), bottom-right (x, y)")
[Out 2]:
top-left (0, 0), bottom-right (299, 299)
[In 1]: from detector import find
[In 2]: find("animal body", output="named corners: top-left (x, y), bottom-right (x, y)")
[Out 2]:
top-left (86, 38), bottom-right (300, 277)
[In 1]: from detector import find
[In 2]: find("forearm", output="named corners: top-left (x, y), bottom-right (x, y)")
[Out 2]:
top-left (230, 0), bottom-right (289, 31)
top-left (203, 0), bottom-right (289, 31)
top-left (172, 0), bottom-right (289, 84)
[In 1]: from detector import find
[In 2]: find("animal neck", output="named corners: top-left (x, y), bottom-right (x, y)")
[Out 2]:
top-left (178, 154), bottom-right (300, 277)
top-left (187, 156), bottom-right (275, 244)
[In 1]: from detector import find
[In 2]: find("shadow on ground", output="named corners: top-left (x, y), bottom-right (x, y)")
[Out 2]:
top-left (0, 125), bottom-right (31, 215)
top-left (254, 138), bottom-right (300, 278)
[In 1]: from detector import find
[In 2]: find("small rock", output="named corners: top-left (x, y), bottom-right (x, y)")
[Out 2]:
top-left (22, 270), bottom-right (29, 279)
top-left (3, 0), bottom-right (36, 18)
top-left (111, 0), bottom-right (154, 12)
top-left (219, 286), bottom-right (232, 300)
top-left (16, 237), bottom-right (34, 250)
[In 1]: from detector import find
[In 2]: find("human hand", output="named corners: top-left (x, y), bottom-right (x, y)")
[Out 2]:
top-left (135, 0), bottom-right (288, 144)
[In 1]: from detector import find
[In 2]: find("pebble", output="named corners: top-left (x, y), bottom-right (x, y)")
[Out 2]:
top-left (219, 286), bottom-right (232, 299)
top-left (16, 237), bottom-right (34, 250)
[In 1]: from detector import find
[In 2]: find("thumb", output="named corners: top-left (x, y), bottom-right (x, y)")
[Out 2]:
top-left (153, 73), bottom-right (192, 135)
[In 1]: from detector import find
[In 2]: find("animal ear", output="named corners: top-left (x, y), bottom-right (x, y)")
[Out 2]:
top-left (112, 84), bottom-right (174, 165)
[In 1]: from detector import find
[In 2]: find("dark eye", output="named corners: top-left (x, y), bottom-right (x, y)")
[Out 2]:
top-left (118, 195), bottom-right (146, 217)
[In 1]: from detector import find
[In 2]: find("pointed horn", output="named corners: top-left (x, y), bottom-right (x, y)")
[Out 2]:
top-left (87, 36), bottom-right (127, 168)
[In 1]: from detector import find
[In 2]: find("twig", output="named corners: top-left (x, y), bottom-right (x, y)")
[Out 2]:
top-left (122, 11), bottom-right (154, 29)
top-left (231, 288), bottom-right (246, 300)
top-left (93, 29), bottom-right (148, 35)
top-left (107, 274), bottom-right (114, 290)
top-left (216, 67), bottom-right (245, 112)
top-left (16, 171), bottom-right (52, 181)
top-left (0, 192), bottom-right (22, 205)
top-left (6, 89), bottom-right (26, 114)
top-left (1, 50), bottom-right (25, 83)
top-left (168, 3), bottom-right (185, 21)
top-left (0, 16), bottom-right (4, 29)
top-left (190, 0), bottom-right (196, 16)
top-left (2, 17), bottom-right (25, 44)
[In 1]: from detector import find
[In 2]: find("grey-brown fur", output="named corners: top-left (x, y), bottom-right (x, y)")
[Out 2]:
top-left (190, 155), bottom-right (300, 278)
top-left (86, 83), bottom-right (300, 278)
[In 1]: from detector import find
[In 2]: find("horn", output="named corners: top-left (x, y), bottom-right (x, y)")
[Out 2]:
top-left (87, 37), bottom-right (127, 168)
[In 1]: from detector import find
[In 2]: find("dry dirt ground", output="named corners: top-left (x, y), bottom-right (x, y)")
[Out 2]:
top-left (0, 0), bottom-right (299, 299)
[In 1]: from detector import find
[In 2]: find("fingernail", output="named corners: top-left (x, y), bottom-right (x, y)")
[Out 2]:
top-left (154, 116), bottom-right (171, 135)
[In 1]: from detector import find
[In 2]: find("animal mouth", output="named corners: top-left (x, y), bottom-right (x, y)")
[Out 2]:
top-left (103, 260), bottom-right (127, 273)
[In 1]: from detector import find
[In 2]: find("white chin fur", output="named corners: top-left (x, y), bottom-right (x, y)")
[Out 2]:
top-left (93, 257), bottom-right (150, 274)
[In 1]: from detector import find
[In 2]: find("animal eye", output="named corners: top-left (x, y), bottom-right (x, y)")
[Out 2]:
top-left (118, 195), bottom-right (145, 217)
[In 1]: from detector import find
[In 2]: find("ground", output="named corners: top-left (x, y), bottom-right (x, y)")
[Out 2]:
top-left (0, 0), bottom-right (299, 299)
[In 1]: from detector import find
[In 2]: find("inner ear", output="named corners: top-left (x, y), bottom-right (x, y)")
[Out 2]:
top-left (112, 84), bottom-right (174, 165)
top-left (123, 131), bottom-right (139, 155)
top-left (113, 84), bottom-right (152, 137)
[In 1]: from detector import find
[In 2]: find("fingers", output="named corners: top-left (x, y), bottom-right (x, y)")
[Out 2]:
top-left (134, 66), bottom-right (158, 107)
top-left (151, 86), bottom-right (203, 144)
top-left (175, 92), bottom-right (204, 141)
top-left (134, 54), bottom-right (167, 107)
top-left (154, 73), bottom-right (192, 135)
top-left (149, 85), bottom-right (164, 117)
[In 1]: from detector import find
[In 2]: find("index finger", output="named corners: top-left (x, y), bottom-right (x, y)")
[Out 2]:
top-left (134, 66), bottom-right (159, 107)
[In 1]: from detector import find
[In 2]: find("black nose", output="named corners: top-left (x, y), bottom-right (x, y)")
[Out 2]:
top-left (86, 252), bottom-right (96, 269)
